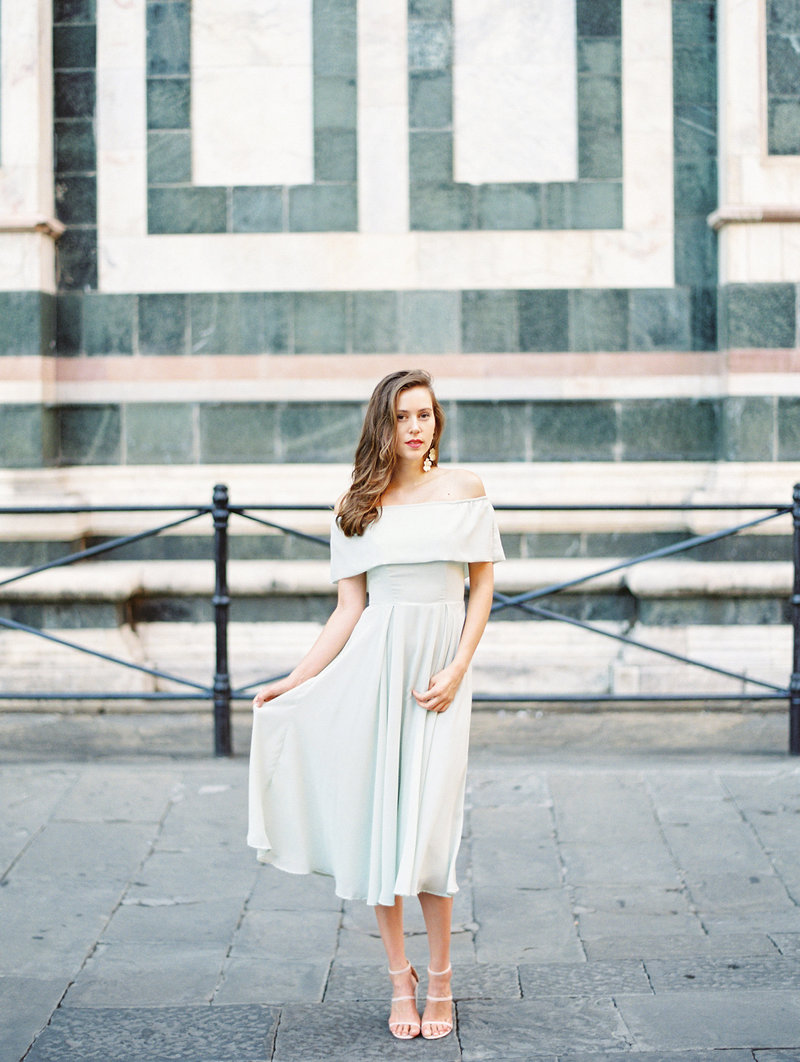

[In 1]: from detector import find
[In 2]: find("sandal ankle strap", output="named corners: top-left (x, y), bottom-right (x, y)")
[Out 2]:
top-left (388, 961), bottom-right (412, 976)
top-left (427, 965), bottom-right (452, 977)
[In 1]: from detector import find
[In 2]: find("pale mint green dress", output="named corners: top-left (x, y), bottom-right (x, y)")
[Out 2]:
top-left (247, 496), bottom-right (504, 907)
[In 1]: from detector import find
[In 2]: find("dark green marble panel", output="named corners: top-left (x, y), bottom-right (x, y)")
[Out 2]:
top-left (407, 19), bottom-right (451, 71)
top-left (409, 0), bottom-right (451, 15)
top-left (148, 187), bottom-right (227, 234)
top-left (199, 403), bottom-right (279, 463)
top-left (462, 291), bottom-right (520, 353)
top-left (569, 289), bottom-right (628, 351)
top-left (125, 402), bottom-right (195, 464)
top-left (721, 283), bottom-right (797, 348)
top-left (518, 290), bottom-right (569, 352)
top-left (288, 184), bottom-right (357, 231)
top-left (673, 45), bottom-right (717, 104)
top-left (530, 401), bottom-right (617, 461)
top-left (314, 130), bottom-right (358, 181)
top-left (231, 187), bottom-right (284, 233)
top-left (314, 0), bottom-right (358, 78)
top-left (147, 131), bottom-right (192, 184)
top-left (239, 293), bottom-right (291, 354)
top-left (146, 2), bottom-right (190, 77)
top-left (314, 76), bottom-right (358, 129)
top-left (629, 289), bottom-right (691, 351)
top-left (56, 294), bottom-right (82, 356)
top-left (58, 404), bottom-right (121, 465)
top-left (82, 293), bottom-right (136, 355)
top-left (54, 71), bottom-right (95, 118)
top-left (777, 397), bottom-right (800, 459)
top-left (146, 78), bottom-right (190, 130)
top-left (352, 293), bottom-right (399, 353)
top-left (673, 104), bottom-right (717, 158)
top-left (409, 132), bottom-right (453, 182)
top-left (769, 99), bottom-right (800, 154)
top-left (577, 39), bottom-right (621, 76)
top-left (569, 181), bottom-right (622, 228)
top-left (53, 26), bottom-right (96, 70)
top-left (293, 293), bottom-right (348, 353)
top-left (188, 293), bottom-right (290, 355)
top-left (674, 156), bottom-right (718, 216)
top-left (768, 34), bottom-right (800, 94)
top-left (578, 126), bottom-right (622, 180)
top-left (410, 183), bottom-right (473, 230)
top-left (454, 401), bottom-right (530, 462)
top-left (673, 1), bottom-right (716, 43)
top-left (54, 119), bottom-right (95, 172)
top-left (620, 399), bottom-right (720, 460)
top-left (400, 291), bottom-right (460, 353)
top-left (576, 0), bottom-right (622, 37)
top-left (54, 174), bottom-right (96, 225)
top-left (279, 401), bottom-right (364, 462)
top-left (768, 0), bottom-right (800, 32)
top-left (0, 406), bottom-right (55, 467)
top-left (409, 71), bottom-right (452, 129)
top-left (689, 287), bottom-right (717, 351)
top-left (54, 0), bottom-right (95, 22)
top-left (138, 294), bottom-right (188, 354)
top-left (674, 218), bottom-right (718, 288)
top-left (476, 185), bottom-right (541, 230)
top-left (189, 294), bottom-right (240, 355)
top-left (55, 229), bottom-right (98, 292)
top-left (721, 396), bottom-right (776, 461)
top-left (0, 292), bottom-right (52, 356)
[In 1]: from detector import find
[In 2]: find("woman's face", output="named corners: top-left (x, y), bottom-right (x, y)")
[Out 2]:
top-left (394, 386), bottom-right (436, 464)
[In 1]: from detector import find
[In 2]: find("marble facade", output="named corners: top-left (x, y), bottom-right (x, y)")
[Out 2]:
top-left (0, 0), bottom-right (797, 471)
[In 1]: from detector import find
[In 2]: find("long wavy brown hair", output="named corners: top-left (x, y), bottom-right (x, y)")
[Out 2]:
top-left (337, 370), bottom-right (445, 537)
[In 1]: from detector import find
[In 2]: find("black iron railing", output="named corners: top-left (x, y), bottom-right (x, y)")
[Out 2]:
top-left (1, 484), bottom-right (799, 756)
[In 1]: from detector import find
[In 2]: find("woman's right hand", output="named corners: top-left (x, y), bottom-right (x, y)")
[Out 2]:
top-left (252, 677), bottom-right (294, 708)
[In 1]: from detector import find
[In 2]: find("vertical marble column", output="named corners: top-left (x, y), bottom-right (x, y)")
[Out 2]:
top-left (0, 0), bottom-right (60, 465)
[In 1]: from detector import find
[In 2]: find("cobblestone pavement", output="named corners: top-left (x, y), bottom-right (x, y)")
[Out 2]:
top-left (2, 710), bottom-right (800, 1062)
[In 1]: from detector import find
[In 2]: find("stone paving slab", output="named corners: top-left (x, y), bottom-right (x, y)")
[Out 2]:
top-left (3, 712), bottom-right (800, 1061)
top-left (615, 989), bottom-right (800, 1051)
top-left (24, 1005), bottom-right (279, 1062)
top-left (457, 997), bottom-right (630, 1060)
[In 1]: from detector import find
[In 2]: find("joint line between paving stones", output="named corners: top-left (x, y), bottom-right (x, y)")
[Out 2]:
top-left (211, 862), bottom-right (261, 1003)
top-left (320, 899), bottom-right (345, 1002)
top-left (721, 773), bottom-right (800, 909)
top-left (642, 774), bottom-right (710, 937)
top-left (268, 1005), bottom-right (282, 1060)
top-left (545, 774), bottom-right (588, 962)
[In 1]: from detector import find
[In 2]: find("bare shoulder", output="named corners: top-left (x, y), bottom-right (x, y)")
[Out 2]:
top-left (435, 467), bottom-right (486, 501)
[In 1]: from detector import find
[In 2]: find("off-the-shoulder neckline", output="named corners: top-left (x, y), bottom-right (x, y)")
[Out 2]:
top-left (379, 495), bottom-right (490, 510)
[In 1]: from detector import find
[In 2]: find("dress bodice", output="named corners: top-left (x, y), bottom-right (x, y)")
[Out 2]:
top-left (329, 496), bottom-right (505, 583)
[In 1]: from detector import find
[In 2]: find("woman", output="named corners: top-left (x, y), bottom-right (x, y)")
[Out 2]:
top-left (248, 369), bottom-right (504, 1040)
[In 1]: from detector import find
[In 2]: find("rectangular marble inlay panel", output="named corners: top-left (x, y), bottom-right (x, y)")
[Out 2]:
top-left (192, 0), bottom-right (314, 186)
top-left (453, 0), bottom-right (577, 184)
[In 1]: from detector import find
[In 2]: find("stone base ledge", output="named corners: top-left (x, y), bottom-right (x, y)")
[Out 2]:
top-left (0, 558), bottom-right (793, 602)
top-left (0, 462), bottom-right (797, 541)
top-left (0, 620), bottom-right (791, 708)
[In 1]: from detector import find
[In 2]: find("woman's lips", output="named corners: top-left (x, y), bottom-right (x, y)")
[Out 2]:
top-left (406, 440), bottom-right (424, 448)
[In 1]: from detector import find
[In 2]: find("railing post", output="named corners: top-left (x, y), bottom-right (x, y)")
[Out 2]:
top-left (790, 483), bottom-right (800, 755)
top-left (212, 483), bottom-right (232, 756)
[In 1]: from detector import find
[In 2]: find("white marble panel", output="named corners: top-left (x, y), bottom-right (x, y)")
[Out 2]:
top-left (359, 0), bottom-right (408, 232)
top-left (452, 0), bottom-right (577, 183)
top-left (192, 0), bottom-right (313, 187)
top-left (0, 0), bottom-right (53, 217)
top-left (622, 0), bottom-right (673, 234)
top-left (722, 223), bottom-right (800, 284)
top-left (0, 233), bottom-right (54, 290)
top-left (96, 0), bottom-right (675, 291)
top-left (97, 2), bottom-right (148, 239)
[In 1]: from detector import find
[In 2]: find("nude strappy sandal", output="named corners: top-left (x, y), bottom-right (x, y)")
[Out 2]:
top-left (422, 964), bottom-right (454, 1040)
top-left (387, 961), bottom-right (420, 1039)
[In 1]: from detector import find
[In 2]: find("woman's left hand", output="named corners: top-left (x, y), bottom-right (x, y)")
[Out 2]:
top-left (412, 662), bottom-right (466, 714)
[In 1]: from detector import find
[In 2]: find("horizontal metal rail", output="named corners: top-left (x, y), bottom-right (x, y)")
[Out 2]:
top-left (0, 486), bottom-right (798, 754)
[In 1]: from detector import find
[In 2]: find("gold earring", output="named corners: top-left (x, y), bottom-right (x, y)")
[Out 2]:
top-left (423, 447), bottom-right (436, 473)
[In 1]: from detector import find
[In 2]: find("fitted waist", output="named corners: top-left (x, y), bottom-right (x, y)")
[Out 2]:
top-left (367, 561), bottom-right (466, 605)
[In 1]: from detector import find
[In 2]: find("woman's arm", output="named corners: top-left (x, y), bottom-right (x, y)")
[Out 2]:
top-left (412, 560), bottom-right (494, 713)
top-left (252, 572), bottom-right (367, 707)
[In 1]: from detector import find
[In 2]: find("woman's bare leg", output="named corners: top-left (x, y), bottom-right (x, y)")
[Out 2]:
top-left (374, 898), bottom-right (419, 1037)
top-left (418, 892), bottom-right (454, 1037)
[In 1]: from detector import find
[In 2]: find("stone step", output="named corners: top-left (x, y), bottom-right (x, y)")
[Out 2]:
top-left (0, 621), bottom-right (791, 710)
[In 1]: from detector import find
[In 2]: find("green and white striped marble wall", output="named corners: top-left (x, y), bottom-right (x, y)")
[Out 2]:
top-left (1, 0), bottom-right (799, 470)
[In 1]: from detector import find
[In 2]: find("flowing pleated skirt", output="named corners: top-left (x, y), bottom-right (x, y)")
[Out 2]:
top-left (247, 561), bottom-right (472, 906)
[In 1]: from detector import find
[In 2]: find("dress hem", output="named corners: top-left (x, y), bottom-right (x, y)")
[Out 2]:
top-left (251, 846), bottom-right (458, 906)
